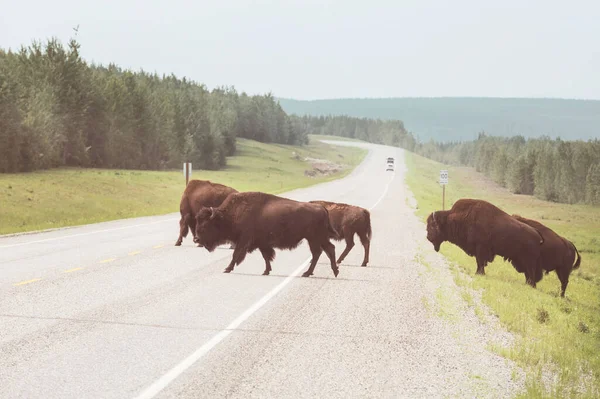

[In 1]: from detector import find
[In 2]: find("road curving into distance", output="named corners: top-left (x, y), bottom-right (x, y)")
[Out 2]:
top-left (0, 141), bottom-right (523, 398)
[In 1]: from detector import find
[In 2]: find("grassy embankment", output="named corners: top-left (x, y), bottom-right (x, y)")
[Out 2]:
top-left (405, 152), bottom-right (599, 398)
top-left (0, 138), bottom-right (367, 235)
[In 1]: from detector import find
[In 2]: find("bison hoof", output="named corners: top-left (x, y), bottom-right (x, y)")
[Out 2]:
top-left (336, 259), bottom-right (343, 264)
top-left (361, 263), bottom-right (367, 267)
top-left (301, 271), bottom-right (311, 277)
top-left (175, 241), bottom-right (182, 246)
top-left (262, 270), bottom-right (270, 276)
top-left (223, 268), bottom-right (233, 273)
top-left (333, 268), bottom-right (339, 278)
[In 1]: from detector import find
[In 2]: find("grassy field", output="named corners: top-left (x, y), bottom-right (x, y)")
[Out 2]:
top-left (405, 152), bottom-right (599, 398)
top-left (0, 138), bottom-right (367, 235)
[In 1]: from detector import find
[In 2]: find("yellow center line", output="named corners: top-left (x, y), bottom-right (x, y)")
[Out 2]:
top-left (13, 278), bottom-right (42, 286)
top-left (129, 250), bottom-right (142, 256)
top-left (63, 267), bottom-right (84, 273)
top-left (99, 258), bottom-right (116, 264)
top-left (153, 244), bottom-right (164, 249)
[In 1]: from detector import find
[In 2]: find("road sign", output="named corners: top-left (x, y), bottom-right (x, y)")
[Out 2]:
top-left (439, 170), bottom-right (448, 185)
top-left (183, 162), bottom-right (192, 185)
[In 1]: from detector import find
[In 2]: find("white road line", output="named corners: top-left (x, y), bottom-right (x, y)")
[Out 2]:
top-left (132, 170), bottom-right (396, 399)
top-left (0, 218), bottom-right (178, 249)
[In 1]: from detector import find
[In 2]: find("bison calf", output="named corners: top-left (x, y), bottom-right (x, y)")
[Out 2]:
top-left (512, 214), bottom-right (581, 297)
top-left (426, 198), bottom-right (545, 288)
top-left (309, 200), bottom-right (372, 266)
top-left (194, 192), bottom-right (340, 277)
top-left (175, 179), bottom-right (238, 247)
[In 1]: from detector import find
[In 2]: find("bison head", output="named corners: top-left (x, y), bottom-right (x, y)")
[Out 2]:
top-left (194, 206), bottom-right (229, 252)
top-left (426, 211), bottom-right (445, 252)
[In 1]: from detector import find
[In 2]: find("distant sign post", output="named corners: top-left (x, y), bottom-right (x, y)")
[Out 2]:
top-left (439, 169), bottom-right (448, 210)
top-left (183, 162), bottom-right (192, 186)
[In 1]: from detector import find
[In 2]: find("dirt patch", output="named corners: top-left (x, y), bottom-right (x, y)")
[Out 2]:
top-left (303, 157), bottom-right (343, 178)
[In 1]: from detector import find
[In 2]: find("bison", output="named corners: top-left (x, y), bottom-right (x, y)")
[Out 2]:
top-left (309, 200), bottom-right (372, 266)
top-left (194, 191), bottom-right (340, 277)
top-left (175, 179), bottom-right (238, 247)
top-left (512, 214), bottom-right (581, 297)
top-left (426, 198), bottom-right (545, 288)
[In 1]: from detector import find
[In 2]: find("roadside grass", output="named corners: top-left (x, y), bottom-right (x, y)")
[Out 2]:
top-left (405, 151), bottom-right (600, 398)
top-left (0, 138), bottom-right (367, 235)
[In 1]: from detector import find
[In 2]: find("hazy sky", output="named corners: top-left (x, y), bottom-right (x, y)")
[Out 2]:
top-left (1, 0), bottom-right (599, 100)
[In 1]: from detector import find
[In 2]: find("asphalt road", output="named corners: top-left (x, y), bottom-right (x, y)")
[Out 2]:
top-left (0, 142), bottom-right (521, 398)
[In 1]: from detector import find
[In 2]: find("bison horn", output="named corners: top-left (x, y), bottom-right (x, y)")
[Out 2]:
top-left (209, 207), bottom-right (216, 220)
top-left (432, 211), bottom-right (438, 225)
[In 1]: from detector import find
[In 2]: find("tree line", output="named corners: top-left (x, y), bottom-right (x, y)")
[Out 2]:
top-left (290, 113), bottom-right (600, 206)
top-left (415, 133), bottom-right (600, 205)
top-left (293, 114), bottom-right (418, 150)
top-left (0, 37), bottom-right (307, 173)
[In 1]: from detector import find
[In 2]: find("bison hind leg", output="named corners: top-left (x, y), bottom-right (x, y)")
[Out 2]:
top-left (175, 213), bottom-right (191, 246)
top-left (357, 229), bottom-right (370, 267)
top-left (556, 267), bottom-right (571, 298)
top-left (259, 247), bottom-right (276, 276)
top-left (322, 240), bottom-right (339, 277)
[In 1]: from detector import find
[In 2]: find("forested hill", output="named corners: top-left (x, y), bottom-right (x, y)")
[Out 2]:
top-left (278, 97), bottom-right (600, 142)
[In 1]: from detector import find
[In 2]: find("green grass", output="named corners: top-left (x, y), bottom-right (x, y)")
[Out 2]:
top-left (405, 151), bottom-right (600, 398)
top-left (0, 138), bottom-right (367, 235)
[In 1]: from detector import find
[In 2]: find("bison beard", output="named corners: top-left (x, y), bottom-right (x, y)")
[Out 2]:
top-left (309, 200), bottom-right (372, 267)
top-left (194, 192), bottom-right (340, 278)
top-left (426, 198), bottom-right (545, 288)
top-left (512, 214), bottom-right (582, 297)
top-left (175, 180), bottom-right (238, 247)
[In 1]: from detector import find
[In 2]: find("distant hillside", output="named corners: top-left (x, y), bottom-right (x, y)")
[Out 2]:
top-left (277, 97), bottom-right (600, 143)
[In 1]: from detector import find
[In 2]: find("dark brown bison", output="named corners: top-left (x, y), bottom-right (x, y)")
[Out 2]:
top-left (194, 191), bottom-right (340, 277)
top-left (512, 214), bottom-right (581, 297)
top-left (426, 198), bottom-right (545, 287)
top-left (175, 179), bottom-right (238, 247)
top-left (309, 200), bottom-right (372, 266)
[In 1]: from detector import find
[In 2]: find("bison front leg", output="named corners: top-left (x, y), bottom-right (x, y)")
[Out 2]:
top-left (224, 245), bottom-right (248, 273)
top-left (336, 230), bottom-right (355, 265)
top-left (474, 254), bottom-right (487, 275)
top-left (259, 247), bottom-right (275, 275)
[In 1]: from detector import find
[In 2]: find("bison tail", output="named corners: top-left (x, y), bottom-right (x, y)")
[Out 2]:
top-left (364, 209), bottom-right (372, 241)
top-left (573, 243), bottom-right (582, 270)
top-left (533, 227), bottom-right (544, 245)
top-left (324, 209), bottom-right (340, 239)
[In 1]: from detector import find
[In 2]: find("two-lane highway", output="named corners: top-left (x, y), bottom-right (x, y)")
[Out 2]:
top-left (0, 142), bottom-right (521, 398)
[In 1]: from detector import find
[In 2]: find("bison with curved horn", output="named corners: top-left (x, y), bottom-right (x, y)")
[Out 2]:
top-left (512, 214), bottom-right (581, 297)
top-left (175, 179), bottom-right (238, 248)
top-left (194, 191), bottom-right (340, 277)
top-left (425, 198), bottom-right (545, 288)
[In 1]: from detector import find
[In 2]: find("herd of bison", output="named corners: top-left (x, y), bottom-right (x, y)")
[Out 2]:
top-left (175, 180), bottom-right (581, 297)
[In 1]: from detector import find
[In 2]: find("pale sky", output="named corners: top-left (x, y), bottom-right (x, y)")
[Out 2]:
top-left (1, 0), bottom-right (599, 100)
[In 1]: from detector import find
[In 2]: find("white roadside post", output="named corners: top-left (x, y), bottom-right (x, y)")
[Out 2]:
top-left (183, 162), bottom-right (192, 186)
top-left (439, 169), bottom-right (448, 210)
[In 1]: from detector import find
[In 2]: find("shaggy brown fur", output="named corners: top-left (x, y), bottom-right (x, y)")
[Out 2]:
top-left (194, 192), bottom-right (340, 277)
top-left (309, 200), bottom-right (372, 266)
top-left (512, 214), bottom-right (581, 297)
top-left (175, 180), bottom-right (238, 246)
top-left (426, 198), bottom-right (545, 288)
